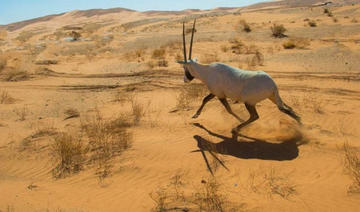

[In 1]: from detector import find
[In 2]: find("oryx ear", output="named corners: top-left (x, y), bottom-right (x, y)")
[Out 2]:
top-left (177, 60), bottom-right (186, 64)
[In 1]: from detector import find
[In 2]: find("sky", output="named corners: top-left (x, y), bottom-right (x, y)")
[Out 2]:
top-left (0, 0), bottom-right (270, 25)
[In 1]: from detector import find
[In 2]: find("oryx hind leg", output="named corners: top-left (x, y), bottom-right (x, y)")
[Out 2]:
top-left (231, 103), bottom-right (259, 139)
top-left (192, 93), bottom-right (215, 118)
top-left (219, 98), bottom-right (244, 122)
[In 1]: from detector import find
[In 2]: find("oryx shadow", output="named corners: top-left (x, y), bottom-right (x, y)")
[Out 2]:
top-left (193, 123), bottom-right (305, 161)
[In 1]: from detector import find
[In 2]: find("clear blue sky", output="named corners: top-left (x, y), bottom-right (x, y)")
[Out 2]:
top-left (0, 0), bottom-right (269, 25)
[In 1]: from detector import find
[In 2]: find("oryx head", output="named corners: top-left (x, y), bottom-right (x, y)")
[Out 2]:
top-left (177, 19), bottom-right (196, 83)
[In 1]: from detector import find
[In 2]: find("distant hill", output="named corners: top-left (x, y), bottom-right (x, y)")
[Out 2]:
top-left (3, 0), bottom-right (360, 32)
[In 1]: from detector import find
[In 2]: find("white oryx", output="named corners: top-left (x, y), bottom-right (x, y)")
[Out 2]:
top-left (177, 20), bottom-right (301, 138)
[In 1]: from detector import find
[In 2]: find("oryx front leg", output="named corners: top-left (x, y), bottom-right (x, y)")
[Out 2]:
top-left (192, 93), bottom-right (215, 118)
top-left (219, 98), bottom-right (244, 122)
top-left (231, 103), bottom-right (259, 138)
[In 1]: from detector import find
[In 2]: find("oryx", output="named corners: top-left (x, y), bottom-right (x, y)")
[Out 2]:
top-left (177, 19), bottom-right (301, 138)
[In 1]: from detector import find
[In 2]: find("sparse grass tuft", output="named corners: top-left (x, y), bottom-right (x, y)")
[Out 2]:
top-left (1, 69), bottom-right (30, 82)
top-left (130, 98), bottom-right (145, 125)
top-left (344, 141), bottom-right (360, 193)
top-left (51, 133), bottom-right (85, 178)
top-left (248, 168), bottom-right (296, 199)
top-left (271, 24), bottom-right (287, 38)
top-left (0, 90), bottom-right (16, 104)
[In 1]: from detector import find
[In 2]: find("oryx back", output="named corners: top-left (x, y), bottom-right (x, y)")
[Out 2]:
top-left (206, 63), bottom-right (277, 105)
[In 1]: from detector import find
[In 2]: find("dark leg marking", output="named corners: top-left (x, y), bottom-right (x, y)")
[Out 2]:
top-left (219, 98), bottom-right (244, 122)
top-left (192, 93), bottom-right (215, 118)
top-left (231, 103), bottom-right (259, 139)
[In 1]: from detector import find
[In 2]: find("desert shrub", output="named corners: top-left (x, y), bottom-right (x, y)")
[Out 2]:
top-left (157, 59), bottom-right (168, 67)
top-left (1, 69), bottom-right (30, 81)
top-left (69, 31), bottom-right (81, 40)
top-left (333, 17), bottom-right (338, 23)
top-left (14, 106), bottom-right (28, 121)
top-left (152, 48), bottom-right (166, 59)
top-left (250, 51), bottom-right (264, 67)
top-left (271, 24), bottom-right (287, 38)
top-left (324, 8), bottom-right (333, 17)
top-left (248, 168), bottom-right (296, 199)
top-left (220, 45), bottom-right (229, 53)
top-left (308, 20), bottom-right (317, 27)
top-left (283, 38), bottom-right (310, 49)
top-left (351, 18), bottom-right (358, 23)
top-left (344, 141), bottom-right (360, 193)
top-left (64, 108), bottom-right (80, 120)
top-left (239, 20), bottom-right (251, 32)
top-left (82, 112), bottom-right (132, 179)
top-left (192, 178), bottom-right (225, 212)
top-left (0, 56), bottom-right (7, 71)
top-left (0, 90), bottom-right (15, 104)
top-left (283, 40), bottom-right (296, 49)
top-left (51, 133), bottom-right (85, 178)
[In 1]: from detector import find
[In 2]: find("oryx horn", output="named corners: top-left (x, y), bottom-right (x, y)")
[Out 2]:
top-left (189, 19), bottom-right (196, 60)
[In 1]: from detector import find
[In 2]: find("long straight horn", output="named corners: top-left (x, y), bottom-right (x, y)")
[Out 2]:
top-left (189, 19), bottom-right (196, 60)
top-left (182, 22), bottom-right (187, 63)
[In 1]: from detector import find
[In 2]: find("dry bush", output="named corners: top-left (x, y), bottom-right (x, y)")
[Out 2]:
top-left (308, 20), bottom-right (317, 27)
top-left (150, 175), bottom-right (239, 212)
top-left (1, 69), bottom-right (30, 81)
top-left (176, 83), bottom-right (208, 110)
top-left (351, 18), bottom-right (358, 23)
top-left (0, 90), bottom-right (16, 104)
top-left (282, 40), bottom-right (296, 49)
top-left (271, 24), bottom-right (287, 38)
top-left (14, 106), bottom-right (28, 121)
top-left (82, 111), bottom-right (132, 179)
top-left (82, 111), bottom-right (132, 180)
top-left (64, 108), bottom-right (80, 120)
top-left (129, 97), bottom-right (146, 125)
top-left (249, 51), bottom-right (264, 67)
top-left (51, 133), bottom-right (85, 178)
top-left (157, 59), bottom-right (168, 67)
top-left (123, 49), bottom-right (146, 62)
top-left (152, 48), bottom-right (166, 59)
top-left (239, 20), bottom-right (251, 32)
top-left (0, 56), bottom-right (6, 71)
top-left (201, 53), bottom-right (219, 64)
top-left (192, 178), bottom-right (225, 212)
top-left (248, 168), bottom-right (296, 199)
top-left (333, 17), bottom-right (338, 23)
top-left (283, 38), bottom-right (310, 49)
top-left (220, 45), bottom-right (229, 53)
top-left (324, 8), bottom-right (333, 17)
top-left (343, 141), bottom-right (360, 193)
